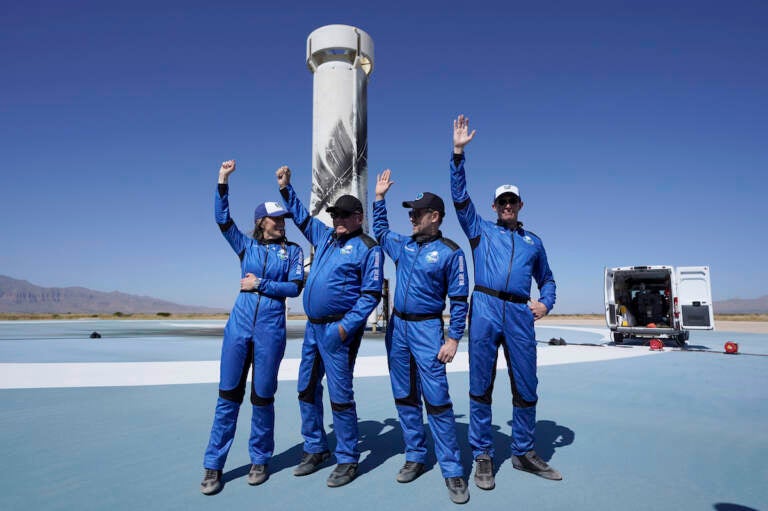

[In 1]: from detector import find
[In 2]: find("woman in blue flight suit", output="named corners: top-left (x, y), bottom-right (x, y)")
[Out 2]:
top-left (201, 160), bottom-right (304, 495)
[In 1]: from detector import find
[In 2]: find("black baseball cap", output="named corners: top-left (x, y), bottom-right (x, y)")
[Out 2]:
top-left (402, 192), bottom-right (445, 214)
top-left (326, 194), bottom-right (363, 215)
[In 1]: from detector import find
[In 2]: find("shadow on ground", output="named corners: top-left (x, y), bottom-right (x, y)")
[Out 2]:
top-left (223, 416), bottom-right (575, 483)
top-left (713, 504), bottom-right (760, 511)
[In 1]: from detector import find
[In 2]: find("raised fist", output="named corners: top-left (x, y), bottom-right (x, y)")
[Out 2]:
top-left (219, 160), bottom-right (236, 176)
top-left (276, 165), bottom-right (291, 189)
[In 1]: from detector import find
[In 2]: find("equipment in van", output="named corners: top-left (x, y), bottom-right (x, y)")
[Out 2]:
top-left (605, 266), bottom-right (714, 347)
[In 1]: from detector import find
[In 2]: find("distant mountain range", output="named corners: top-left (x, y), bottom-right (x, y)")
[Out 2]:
top-left (713, 295), bottom-right (768, 314)
top-left (0, 275), bottom-right (224, 314)
top-left (1, 274), bottom-right (766, 315)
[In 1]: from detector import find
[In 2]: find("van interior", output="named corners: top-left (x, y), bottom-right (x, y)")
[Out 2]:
top-left (612, 269), bottom-right (673, 328)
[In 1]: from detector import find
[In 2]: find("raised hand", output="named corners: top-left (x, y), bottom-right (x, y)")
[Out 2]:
top-left (276, 165), bottom-right (291, 189)
top-left (218, 160), bottom-right (236, 183)
top-left (453, 114), bottom-right (476, 154)
top-left (375, 169), bottom-right (395, 200)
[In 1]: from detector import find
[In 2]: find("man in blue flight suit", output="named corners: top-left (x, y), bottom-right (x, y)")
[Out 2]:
top-left (450, 115), bottom-right (561, 489)
top-left (201, 160), bottom-right (304, 495)
top-left (372, 169), bottom-right (470, 505)
top-left (277, 165), bottom-right (383, 488)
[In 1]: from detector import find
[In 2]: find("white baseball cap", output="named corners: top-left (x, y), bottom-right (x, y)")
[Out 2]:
top-left (494, 184), bottom-right (520, 200)
top-left (254, 201), bottom-right (292, 221)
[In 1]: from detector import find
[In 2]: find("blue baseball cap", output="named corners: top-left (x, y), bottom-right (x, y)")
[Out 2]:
top-left (254, 201), bottom-right (293, 222)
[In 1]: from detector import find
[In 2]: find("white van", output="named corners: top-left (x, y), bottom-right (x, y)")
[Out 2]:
top-left (604, 265), bottom-right (714, 346)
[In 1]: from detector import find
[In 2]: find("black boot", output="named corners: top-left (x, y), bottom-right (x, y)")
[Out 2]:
top-left (445, 477), bottom-right (469, 504)
top-left (200, 468), bottom-right (222, 495)
top-left (396, 461), bottom-right (425, 483)
top-left (327, 463), bottom-right (358, 487)
top-left (511, 450), bottom-right (562, 480)
top-left (293, 451), bottom-right (330, 476)
top-left (248, 464), bottom-right (268, 485)
top-left (473, 454), bottom-right (495, 490)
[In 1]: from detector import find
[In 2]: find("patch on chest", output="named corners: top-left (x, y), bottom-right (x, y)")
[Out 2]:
top-left (340, 244), bottom-right (353, 255)
top-left (522, 235), bottom-right (534, 245)
top-left (425, 250), bottom-right (439, 263)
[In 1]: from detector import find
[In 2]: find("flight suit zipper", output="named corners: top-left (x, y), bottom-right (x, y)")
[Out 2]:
top-left (251, 244), bottom-right (270, 332)
top-left (402, 242), bottom-right (424, 344)
top-left (502, 229), bottom-right (516, 320)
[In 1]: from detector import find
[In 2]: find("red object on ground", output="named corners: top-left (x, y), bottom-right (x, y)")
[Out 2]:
top-left (646, 323), bottom-right (657, 328)
top-left (649, 339), bottom-right (664, 351)
top-left (724, 341), bottom-right (739, 354)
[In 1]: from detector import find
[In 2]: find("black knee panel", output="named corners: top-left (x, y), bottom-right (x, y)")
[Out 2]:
top-left (393, 355), bottom-right (419, 409)
top-left (512, 395), bottom-right (537, 408)
top-left (219, 387), bottom-right (246, 404)
top-left (219, 340), bottom-right (253, 404)
top-left (251, 389), bottom-right (275, 406)
top-left (395, 396), bottom-right (419, 408)
top-left (470, 386), bottom-right (493, 405)
top-left (331, 400), bottom-right (354, 412)
top-left (298, 386), bottom-right (315, 404)
top-left (298, 354), bottom-right (323, 404)
top-left (425, 400), bottom-right (452, 416)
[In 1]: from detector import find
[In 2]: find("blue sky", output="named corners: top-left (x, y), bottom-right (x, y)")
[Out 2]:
top-left (1, 0), bottom-right (766, 314)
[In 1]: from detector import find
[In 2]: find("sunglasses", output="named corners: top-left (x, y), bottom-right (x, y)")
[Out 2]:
top-left (495, 197), bottom-right (519, 207)
top-left (408, 209), bottom-right (433, 220)
top-left (330, 211), bottom-right (356, 219)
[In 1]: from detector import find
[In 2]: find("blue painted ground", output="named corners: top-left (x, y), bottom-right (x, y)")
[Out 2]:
top-left (0, 320), bottom-right (766, 511)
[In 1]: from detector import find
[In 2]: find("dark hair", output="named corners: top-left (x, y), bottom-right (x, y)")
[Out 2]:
top-left (251, 220), bottom-right (266, 243)
top-left (252, 218), bottom-right (287, 245)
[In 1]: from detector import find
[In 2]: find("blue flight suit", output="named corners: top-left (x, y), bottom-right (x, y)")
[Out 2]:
top-left (372, 199), bottom-right (468, 478)
top-left (450, 154), bottom-right (556, 458)
top-left (280, 185), bottom-right (383, 464)
top-left (203, 184), bottom-right (304, 470)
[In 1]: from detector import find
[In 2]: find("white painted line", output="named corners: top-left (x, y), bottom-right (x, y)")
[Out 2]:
top-left (540, 325), bottom-right (612, 337)
top-left (0, 345), bottom-right (660, 389)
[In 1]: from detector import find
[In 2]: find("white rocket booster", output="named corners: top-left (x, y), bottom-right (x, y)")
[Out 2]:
top-left (306, 25), bottom-right (374, 229)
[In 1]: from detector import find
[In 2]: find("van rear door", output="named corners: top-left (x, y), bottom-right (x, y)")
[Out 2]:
top-left (676, 266), bottom-right (715, 330)
top-left (604, 267), bottom-right (617, 328)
